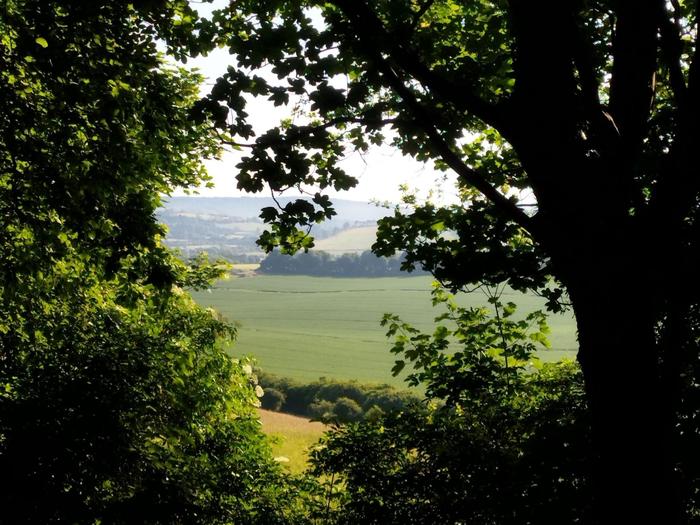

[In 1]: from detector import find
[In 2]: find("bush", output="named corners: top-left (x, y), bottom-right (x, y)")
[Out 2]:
top-left (331, 397), bottom-right (364, 423)
top-left (262, 388), bottom-right (287, 412)
top-left (308, 399), bottom-right (336, 421)
top-left (363, 405), bottom-right (385, 422)
top-left (0, 282), bottom-right (300, 524)
top-left (310, 363), bottom-right (593, 525)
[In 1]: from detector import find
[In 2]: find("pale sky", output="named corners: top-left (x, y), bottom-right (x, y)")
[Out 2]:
top-left (174, 3), bottom-right (458, 205)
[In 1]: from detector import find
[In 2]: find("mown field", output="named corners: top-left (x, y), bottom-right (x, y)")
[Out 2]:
top-left (190, 275), bottom-right (578, 386)
top-left (313, 225), bottom-right (378, 254)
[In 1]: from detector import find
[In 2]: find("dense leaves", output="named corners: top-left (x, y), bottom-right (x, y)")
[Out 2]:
top-left (0, 284), bottom-right (296, 524)
top-left (0, 2), bottom-right (302, 523)
top-left (311, 291), bottom-right (592, 524)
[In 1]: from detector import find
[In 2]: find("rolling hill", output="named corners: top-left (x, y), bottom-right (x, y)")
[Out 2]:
top-left (158, 196), bottom-right (393, 259)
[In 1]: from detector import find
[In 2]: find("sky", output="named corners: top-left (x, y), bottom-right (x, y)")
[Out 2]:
top-left (173, 3), bottom-right (458, 205)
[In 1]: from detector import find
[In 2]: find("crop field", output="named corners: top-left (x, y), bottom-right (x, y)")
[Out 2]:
top-left (190, 275), bottom-right (578, 386)
top-left (313, 226), bottom-right (378, 254)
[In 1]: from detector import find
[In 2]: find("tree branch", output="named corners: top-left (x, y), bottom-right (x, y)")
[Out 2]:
top-left (332, 0), bottom-right (507, 131)
top-left (383, 66), bottom-right (533, 231)
top-left (507, 0), bottom-right (579, 120)
top-left (285, 113), bottom-right (398, 142)
top-left (648, 3), bottom-right (700, 228)
top-left (329, 0), bottom-right (533, 231)
top-left (572, 21), bottom-right (602, 116)
top-left (408, 0), bottom-right (436, 32)
top-left (688, 0), bottom-right (700, 101)
top-left (608, 1), bottom-right (662, 151)
top-left (658, 4), bottom-right (689, 110)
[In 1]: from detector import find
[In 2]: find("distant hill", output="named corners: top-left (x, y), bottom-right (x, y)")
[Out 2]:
top-left (160, 196), bottom-right (392, 225)
top-left (313, 225), bottom-right (379, 254)
top-left (158, 196), bottom-right (394, 260)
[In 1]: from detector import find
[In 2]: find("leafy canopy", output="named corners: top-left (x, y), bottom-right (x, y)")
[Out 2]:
top-left (0, 2), bottom-right (304, 523)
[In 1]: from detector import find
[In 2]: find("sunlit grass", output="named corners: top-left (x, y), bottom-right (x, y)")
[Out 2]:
top-left (259, 409), bottom-right (327, 474)
top-left (192, 275), bottom-right (577, 385)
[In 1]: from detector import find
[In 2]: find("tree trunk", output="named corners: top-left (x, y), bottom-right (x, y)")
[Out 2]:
top-left (564, 256), bottom-right (681, 524)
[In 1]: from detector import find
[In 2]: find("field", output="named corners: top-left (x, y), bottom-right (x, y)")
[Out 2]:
top-left (258, 409), bottom-right (326, 474)
top-left (313, 226), bottom-right (378, 254)
top-left (191, 275), bottom-right (578, 386)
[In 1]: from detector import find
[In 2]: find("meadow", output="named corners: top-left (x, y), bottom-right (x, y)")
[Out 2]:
top-left (258, 409), bottom-right (326, 474)
top-left (190, 274), bottom-right (578, 386)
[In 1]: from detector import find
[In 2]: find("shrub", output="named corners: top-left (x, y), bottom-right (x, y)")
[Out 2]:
top-left (262, 388), bottom-right (287, 412)
top-left (308, 399), bottom-right (336, 421)
top-left (331, 397), bottom-right (364, 423)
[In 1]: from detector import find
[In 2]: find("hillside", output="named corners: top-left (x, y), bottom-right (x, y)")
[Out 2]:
top-left (158, 196), bottom-right (393, 260)
top-left (313, 225), bottom-right (378, 254)
top-left (161, 196), bottom-right (393, 223)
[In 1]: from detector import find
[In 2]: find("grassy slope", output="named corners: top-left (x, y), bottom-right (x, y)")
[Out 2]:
top-left (258, 409), bottom-right (326, 474)
top-left (312, 226), bottom-right (378, 254)
top-left (191, 275), bottom-right (577, 386)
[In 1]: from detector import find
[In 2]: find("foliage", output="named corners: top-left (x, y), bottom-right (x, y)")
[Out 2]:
top-left (310, 290), bottom-right (593, 524)
top-left (311, 363), bottom-right (592, 525)
top-left (258, 371), bottom-right (420, 424)
top-left (0, 2), bottom-right (305, 523)
top-left (0, 283), bottom-right (299, 524)
top-left (382, 283), bottom-right (550, 397)
top-left (263, 388), bottom-right (288, 412)
top-left (330, 397), bottom-right (364, 423)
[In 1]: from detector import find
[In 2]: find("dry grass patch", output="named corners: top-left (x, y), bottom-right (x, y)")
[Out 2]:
top-left (258, 409), bottom-right (327, 474)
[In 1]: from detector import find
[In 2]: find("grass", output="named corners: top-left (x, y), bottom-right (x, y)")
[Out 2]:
top-left (258, 409), bottom-right (326, 474)
top-left (190, 275), bottom-right (578, 386)
top-left (230, 263), bottom-right (259, 278)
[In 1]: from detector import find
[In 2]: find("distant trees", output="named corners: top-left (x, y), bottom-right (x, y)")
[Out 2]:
top-left (258, 250), bottom-right (426, 277)
top-left (258, 372), bottom-right (420, 424)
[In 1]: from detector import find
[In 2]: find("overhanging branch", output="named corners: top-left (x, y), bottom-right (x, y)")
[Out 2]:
top-left (382, 64), bottom-right (533, 231)
top-left (327, 0), bottom-right (532, 231)
top-left (658, 5), bottom-right (689, 110)
top-left (332, 0), bottom-right (507, 132)
top-left (608, 1), bottom-right (662, 150)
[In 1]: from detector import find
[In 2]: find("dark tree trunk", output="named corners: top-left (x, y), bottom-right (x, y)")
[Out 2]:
top-left (563, 251), bottom-right (681, 524)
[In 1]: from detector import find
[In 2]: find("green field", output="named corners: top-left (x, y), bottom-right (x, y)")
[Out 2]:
top-left (191, 275), bottom-right (578, 386)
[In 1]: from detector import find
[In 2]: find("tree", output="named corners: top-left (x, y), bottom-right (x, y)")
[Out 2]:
top-left (311, 290), bottom-right (593, 524)
top-left (193, 1), bottom-right (699, 521)
top-left (0, 279), bottom-right (296, 524)
top-left (0, 2), bottom-right (301, 522)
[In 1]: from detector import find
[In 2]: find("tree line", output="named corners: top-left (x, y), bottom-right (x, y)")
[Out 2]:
top-left (258, 371), bottom-right (420, 423)
top-left (258, 250), bottom-right (427, 277)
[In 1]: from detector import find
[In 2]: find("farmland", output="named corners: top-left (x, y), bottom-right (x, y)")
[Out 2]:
top-left (312, 225), bottom-right (379, 254)
top-left (190, 274), bottom-right (578, 386)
